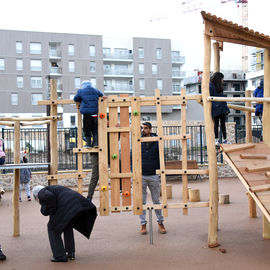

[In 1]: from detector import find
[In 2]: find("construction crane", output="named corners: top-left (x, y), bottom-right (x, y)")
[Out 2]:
top-left (180, 0), bottom-right (249, 71)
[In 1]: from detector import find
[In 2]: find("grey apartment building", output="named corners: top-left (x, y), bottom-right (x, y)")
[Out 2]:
top-left (0, 29), bottom-right (186, 128)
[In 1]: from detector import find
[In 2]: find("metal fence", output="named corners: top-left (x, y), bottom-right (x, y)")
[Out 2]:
top-left (1, 124), bottom-right (233, 172)
top-left (235, 124), bottom-right (263, 143)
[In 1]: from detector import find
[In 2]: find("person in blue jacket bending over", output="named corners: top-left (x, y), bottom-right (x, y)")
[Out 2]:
top-left (253, 79), bottom-right (264, 122)
top-left (74, 80), bottom-right (105, 148)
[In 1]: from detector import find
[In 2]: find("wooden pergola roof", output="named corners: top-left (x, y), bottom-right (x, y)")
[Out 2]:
top-left (201, 11), bottom-right (270, 49)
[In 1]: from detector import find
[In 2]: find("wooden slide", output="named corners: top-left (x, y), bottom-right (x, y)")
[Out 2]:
top-left (221, 143), bottom-right (270, 221)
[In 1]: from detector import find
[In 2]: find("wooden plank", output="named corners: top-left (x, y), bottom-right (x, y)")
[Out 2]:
top-left (155, 89), bottom-right (168, 217)
top-left (240, 154), bottom-right (267, 159)
top-left (98, 97), bottom-right (109, 216)
top-left (38, 99), bottom-right (75, 105)
top-left (0, 121), bottom-right (13, 127)
top-left (228, 104), bottom-right (255, 112)
top-left (221, 143), bottom-right (255, 153)
top-left (266, 172), bottom-right (270, 178)
top-left (131, 97), bottom-right (143, 215)
top-left (250, 184), bottom-right (270, 193)
top-left (141, 135), bottom-right (191, 142)
top-left (13, 120), bottom-right (20, 237)
top-left (248, 193), bottom-right (257, 218)
top-left (109, 172), bottom-right (133, 178)
top-left (107, 127), bottom-right (131, 133)
top-left (246, 166), bottom-right (270, 173)
top-left (109, 97), bottom-right (120, 211)
top-left (49, 79), bottom-right (58, 186)
top-left (157, 169), bottom-right (209, 175)
top-left (72, 148), bottom-right (99, 153)
top-left (208, 96), bottom-right (270, 103)
top-left (120, 94), bottom-right (131, 206)
top-left (0, 116), bottom-right (59, 122)
top-left (47, 173), bottom-right (87, 180)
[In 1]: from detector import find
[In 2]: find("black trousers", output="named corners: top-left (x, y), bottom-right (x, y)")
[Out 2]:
top-left (214, 114), bottom-right (226, 140)
top-left (48, 224), bottom-right (75, 258)
top-left (83, 115), bottom-right (98, 137)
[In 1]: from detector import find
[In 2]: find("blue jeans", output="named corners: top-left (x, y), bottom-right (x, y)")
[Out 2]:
top-left (139, 174), bottom-right (164, 225)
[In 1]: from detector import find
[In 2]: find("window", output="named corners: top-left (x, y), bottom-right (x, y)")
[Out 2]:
top-left (0, 58), bottom-right (5, 70)
top-left (152, 64), bottom-right (157, 75)
top-left (138, 47), bottom-right (144, 58)
top-left (30, 42), bottom-right (41, 54)
top-left (139, 63), bottom-right (144, 74)
top-left (156, 48), bottom-right (162, 59)
top-left (30, 60), bottom-right (42, 71)
top-left (75, 77), bottom-right (81, 88)
top-left (16, 59), bottom-right (23, 71)
top-left (157, 79), bottom-right (163, 90)
top-left (31, 93), bottom-right (43, 105)
top-left (89, 45), bottom-right (96, 57)
top-left (232, 73), bottom-right (237, 79)
top-left (17, 76), bottom-right (23, 88)
top-left (90, 62), bottom-right (96, 72)
top-left (69, 61), bottom-right (75, 72)
top-left (16, 42), bottom-right (23, 53)
top-left (31, 77), bottom-right (42, 88)
top-left (90, 78), bottom-right (96, 87)
top-left (68, 44), bottom-right (74, 56)
top-left (70, 116), bottom-right (76, 127)
top-left (233, 83), bottom-right (240, 91)
top-left (139, 79), bottom-right (145, 90)
top-left (11, 93), bottom-right (18, 105)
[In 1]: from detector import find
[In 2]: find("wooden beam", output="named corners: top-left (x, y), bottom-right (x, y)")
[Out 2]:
top-left (208, 96), bottom-right (270, 103)
top-left (228, 104), bottom-right (255, 112)
top-left (38, 99), bottom-right (75, 105)
top-left (248, 193), bottom-right (257, 218)
top-left (47, 173), bottom-right (87, 180)
top-left (72, 148), bottom-right (99, 153)
top-left (240, 154), bottom-right (267, 160)
top-left (213, 42), bottom-right (220, 72)
top-left (20, 120), bottom-right (51, 126)
top-left (0, 121), bottom-right (13, 127)
top-left (245, 166), bottom-right (270, 173)
top-left (250, 184), bottom-right (270, 193)
top-left (0, 116), bottom-right (59, 122)
top-left (245, 90), bottom-right (253, 144)
top-left (202, 33), bottom-right (219, 248)
top-left (156, 169), bottom-right (209, 175)
top-left (222, 143), bottom-right (255, 153)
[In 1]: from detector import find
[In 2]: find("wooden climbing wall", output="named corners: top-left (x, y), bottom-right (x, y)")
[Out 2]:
top-left (98, 89), bottom-right (209, 216)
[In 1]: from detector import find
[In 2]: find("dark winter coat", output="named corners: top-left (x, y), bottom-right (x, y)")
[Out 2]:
top-left (38, 185), bottom-right (97, 238)
top-left (74, 85), bottom-right (103, 115)
top-left (141, 133), bottom-right (160, 175)
top-left (209, 82), bottom-right (230, 118)
top-left (20, 160), bottom-right (31, 184)
top-left (253, 85), bottom-right (264, 115)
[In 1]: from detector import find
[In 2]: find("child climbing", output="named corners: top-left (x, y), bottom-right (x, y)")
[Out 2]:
top-left (209, 72), bottom-right (230, 146)
top-left (19, 151), bottom-right (32, 202)
top-left (74, 80), bottom-right (105, 148)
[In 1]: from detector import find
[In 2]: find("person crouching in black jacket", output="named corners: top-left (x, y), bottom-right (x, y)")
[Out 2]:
top-left (33, 185), bottom-right (97, 262)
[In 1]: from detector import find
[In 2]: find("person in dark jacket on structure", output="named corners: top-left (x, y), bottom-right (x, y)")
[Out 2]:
top-left (139, 122), bottom-right (166, 235)
top-left (33, 185), bottom-right (97, 263)
top-left (0, 244), bottom-right (6, 261)
top-left (74, 80), bottom-right (105, 147)
top-left (254, 79), bottom-right (264, 122)
top-left (209, 72), bottom-right (230, 146)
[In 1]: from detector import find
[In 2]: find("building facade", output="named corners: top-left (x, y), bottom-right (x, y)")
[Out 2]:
top-left (0, 29), bottom-right (186, 127)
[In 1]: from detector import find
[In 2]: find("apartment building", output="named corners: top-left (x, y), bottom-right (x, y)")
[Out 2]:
top-left (184, 70), bottom-right (247, 125)
top-left (0, 29), bottom-right (186, 127)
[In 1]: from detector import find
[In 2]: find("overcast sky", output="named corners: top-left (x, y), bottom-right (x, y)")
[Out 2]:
top-left (1, 0), bottom-right (269, 73)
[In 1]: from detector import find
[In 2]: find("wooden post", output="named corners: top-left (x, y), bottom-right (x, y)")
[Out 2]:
top-left (131, 97), bottom-right (142, 215)
top-left (202, 33), bottom-right (219, 247)
top-left (245, 90), bottom-right (256, 217)
top-left (76, 104), bottom-right (83, 194)
top-left (189, 189), bottom-right (201, 202)
top-left (13, 120), bottom-right (20, 237)
top-left (245, 90), bottom-right (252, 143)
top-left (98, 97), bottom-right (109, 216)
top-left (181, 89), bottom-right (188, 215)
top-left (49, 79), bottom-right (58, 185)
top-left (213, 42), bottom-right (220, 72)
top-left (262, 48), bottom-right (270, 237)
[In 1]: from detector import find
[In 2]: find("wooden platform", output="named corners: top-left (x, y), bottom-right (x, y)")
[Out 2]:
top-left (220, 143), bottom-right (270, 221)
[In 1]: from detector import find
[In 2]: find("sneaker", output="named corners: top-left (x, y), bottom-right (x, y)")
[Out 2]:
top-left (222, 139), bottom-right (231, 144)
top-left (50, 256), bottom-right (68, 262)
top-left (0, 249), bottom-right (6, 261)
top-left (140, 224), bottom-right (147, 235)
top-left (19, 197), bottom-right (22, 202)
top-left (27, 196), bottom-right (31, 201)
top-left (215, 139), bottom-right (220, 146)
top-left (66, 251), bottom-right (75, 260)
top-left (158, 223), bottom-right (167, 234)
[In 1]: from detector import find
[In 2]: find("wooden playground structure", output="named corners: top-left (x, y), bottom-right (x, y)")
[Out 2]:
top-left (1, 11), bottom-right (270, 248)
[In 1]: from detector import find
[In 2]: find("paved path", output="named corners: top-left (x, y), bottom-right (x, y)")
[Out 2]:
top-left (1, 178), bottom-right (270, 270)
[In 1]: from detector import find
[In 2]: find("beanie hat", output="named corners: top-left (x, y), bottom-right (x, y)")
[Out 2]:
top-left (81, 80), bottom-right (92, 88)
top-left (32, 185), bottom-right (44, 200)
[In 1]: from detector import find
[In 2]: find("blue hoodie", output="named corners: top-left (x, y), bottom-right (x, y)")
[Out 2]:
top-left (74, 81), bottom-right (104, 115)
top-left (253, 80), bottom-right (264, 114)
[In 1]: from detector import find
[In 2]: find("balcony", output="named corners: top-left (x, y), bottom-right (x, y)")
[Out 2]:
top-left (172, 55), bottom-right (185, 64)
top-left (50, 67), bottom-right (62, 77)
top-left (172, 71), bottom-right (186, 79)
top-left (57, 83), bottom-right (63, 93)
top-left (49, 50), bottom-right (62, 59)
top-left (104, 69), bottom-right (133, 77)
top-left (104, 85), bottom-right (134, 94)
top-left (103, 52), bottom-right (133, 62)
